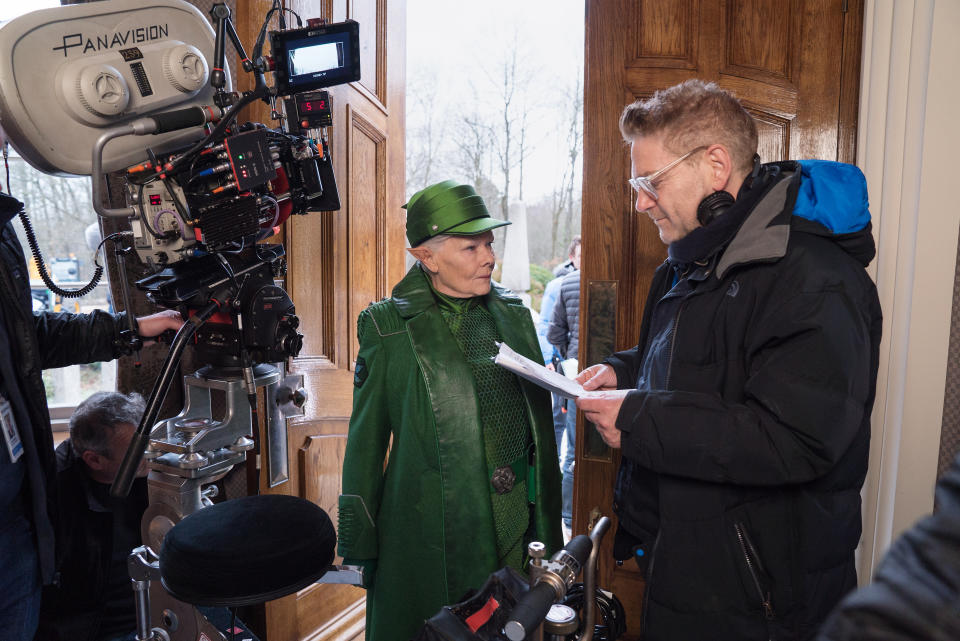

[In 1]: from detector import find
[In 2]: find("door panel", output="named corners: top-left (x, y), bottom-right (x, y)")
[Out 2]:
top-left (234, 0), bottom-right (405, 639)
top-left (579, 0), bottom-right (862, 637)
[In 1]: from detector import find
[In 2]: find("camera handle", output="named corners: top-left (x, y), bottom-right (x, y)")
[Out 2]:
top-left (110, 296), bottom-right (227, 499)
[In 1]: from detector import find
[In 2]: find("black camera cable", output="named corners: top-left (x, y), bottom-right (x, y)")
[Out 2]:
top-left (16, 200), bottom-right (104, 298)
top-left (163, 85), bottom-right (269, 177)
top-left (561, 583), bottom-right (627, 641)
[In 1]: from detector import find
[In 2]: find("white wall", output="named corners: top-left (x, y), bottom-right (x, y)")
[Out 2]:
top-left (857, 0), bottom-right (960, 583)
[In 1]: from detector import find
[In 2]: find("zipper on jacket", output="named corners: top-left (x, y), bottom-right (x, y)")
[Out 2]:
top-left (734, 521), bottom-right (776, 640)
top-left (663, 302), bottom-right (684, 389)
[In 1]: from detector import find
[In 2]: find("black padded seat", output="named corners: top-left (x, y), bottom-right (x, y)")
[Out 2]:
top-left (159, 494), bottom-right (336, 607)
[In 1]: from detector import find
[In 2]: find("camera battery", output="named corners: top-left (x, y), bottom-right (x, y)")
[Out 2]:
top-left (224, 129), bottom-right (276, 191)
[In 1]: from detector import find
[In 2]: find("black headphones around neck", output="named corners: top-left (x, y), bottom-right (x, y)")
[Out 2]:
top-left (696, 190), bottom-right (735, 227)
top-left (695, 154), bottom-right (762, 227)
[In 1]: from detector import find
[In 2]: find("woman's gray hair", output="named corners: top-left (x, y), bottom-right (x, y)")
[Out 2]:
top-left (69, 391), bottom-right (146, 457)
top-left (416, 233), bottom-right (453, 252)
top-left (414, 233), bottom-right (453, 273)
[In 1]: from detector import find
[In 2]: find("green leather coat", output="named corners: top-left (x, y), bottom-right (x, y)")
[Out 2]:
top-left (337, 264), bottom-right (562, 641)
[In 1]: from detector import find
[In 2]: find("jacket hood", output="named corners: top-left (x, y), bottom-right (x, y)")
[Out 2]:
top-left (793, 160), bottom-right (870, 234)
top-left (716, 160), bottom-right (876, 277)
top-left (791, 160), bottom-right (876, 267)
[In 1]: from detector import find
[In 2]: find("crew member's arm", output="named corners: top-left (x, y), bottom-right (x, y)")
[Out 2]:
top-left (546, 288), bottom-right (570, 358)
top-left (817, 452), bottom-right (960, 641)
top-left (337, 309), bottom-right (392, 588)
top-left (537, 279), bottom-right (561, 365)
top-left (580, 285), bottom-right (878, 486)
top-left (33, 308), bottom-right (183, 368)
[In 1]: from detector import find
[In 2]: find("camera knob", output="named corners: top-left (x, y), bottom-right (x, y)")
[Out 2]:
top-left (163, 44), bottom-right (209, 93)
top-left (74, 64), bottom-right (130, 117)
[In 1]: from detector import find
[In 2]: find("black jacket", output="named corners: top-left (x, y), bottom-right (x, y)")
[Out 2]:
top-left (547, 269), bottom-right (580, 360)
top-left (36, 442), bottom-right (148, 641)
top-left (0, 193), bottom-right (128, 584)
top-left (817, 452), bottom-right (960, 641)
top-left (606, 162), bottom-right (883, 641)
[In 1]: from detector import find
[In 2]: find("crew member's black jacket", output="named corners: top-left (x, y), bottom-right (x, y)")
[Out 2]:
top-left (36, 442), bottom-right (148, 641)
top-left (0, 193), bottom-right (129, 585)
top-left (817, 452), bottom-right (960, 641)
top-left (606, 162), bottom-right (883, 641)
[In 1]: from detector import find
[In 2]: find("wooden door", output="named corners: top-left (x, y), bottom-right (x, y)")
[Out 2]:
top-left (578, 0), bottom-right (862, 637)
top-left (234, 1), bottom-right (406, 639)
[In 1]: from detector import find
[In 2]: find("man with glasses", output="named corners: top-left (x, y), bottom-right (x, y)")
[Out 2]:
top-left (574, 80), bottom-right (882, 640)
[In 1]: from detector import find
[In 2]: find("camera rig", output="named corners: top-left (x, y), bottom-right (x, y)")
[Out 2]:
top-left (0, 1), bottom-right (364, 638)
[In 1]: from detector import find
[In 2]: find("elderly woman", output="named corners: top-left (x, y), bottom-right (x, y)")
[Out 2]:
top-left (337, 180), bottom-right (561, 641)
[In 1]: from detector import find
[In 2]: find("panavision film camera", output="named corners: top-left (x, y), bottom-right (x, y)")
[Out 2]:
top-left (0, 1), bottom-right (362, 639)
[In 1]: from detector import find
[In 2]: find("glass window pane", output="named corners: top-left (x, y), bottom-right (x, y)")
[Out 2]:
top-left (5, 153), bottom-right (117, 404)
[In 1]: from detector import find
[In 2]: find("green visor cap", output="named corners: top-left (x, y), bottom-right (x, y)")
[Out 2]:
top-left (404, 180), bottom-right (510, 246)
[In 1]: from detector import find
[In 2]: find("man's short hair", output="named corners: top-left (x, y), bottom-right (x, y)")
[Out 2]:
top-left (69, 391), bottom-right (145, 458)
top-left (566, 236), bottom-right (581, 259)
top-left (619, 79), bottom-right (759, 175)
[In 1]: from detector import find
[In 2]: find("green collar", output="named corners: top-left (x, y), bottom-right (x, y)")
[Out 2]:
top-left (392, 263), bottom-right (517, 318)
top-left (428, 281), bottom-right (481, 314)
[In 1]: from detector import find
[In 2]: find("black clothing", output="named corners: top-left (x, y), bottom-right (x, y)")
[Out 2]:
top-left (547, 269), bottom-right (580, 360)
top-left (817, 453), bottom-right (960, 641)
top-left (36, 442), bottom-right (148, 641)
top-left (606, 162), bottom-right (883, 640)
top-left (0, 193), bottom-right (129, 584)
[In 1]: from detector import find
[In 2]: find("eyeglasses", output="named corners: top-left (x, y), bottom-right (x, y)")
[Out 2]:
top-left (628, 146), bottom-right (707, 201)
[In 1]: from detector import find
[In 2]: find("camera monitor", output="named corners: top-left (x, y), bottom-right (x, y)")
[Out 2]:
top-left (270, 20), bottom-right (360, 96)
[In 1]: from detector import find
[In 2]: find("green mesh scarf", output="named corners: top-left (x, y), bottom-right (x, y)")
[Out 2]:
top-left (433, 286), bottom-right (531, 570)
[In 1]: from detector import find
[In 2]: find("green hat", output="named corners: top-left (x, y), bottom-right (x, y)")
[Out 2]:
top-left (404, 180), bottom-right (510, 247)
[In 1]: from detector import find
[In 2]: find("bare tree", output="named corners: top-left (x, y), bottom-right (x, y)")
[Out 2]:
top-left (406, 69), bottom-right (448, 196)
top-left (453, 112), bottom-right (493, 188)
top-left (481, 34), bottom-right (540, 222)
top-left (8, 159), bottom-right (98, 274)
top-left (551, 71), bottom-right (583, 259)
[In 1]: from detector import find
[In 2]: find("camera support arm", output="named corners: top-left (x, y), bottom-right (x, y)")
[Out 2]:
top-left (210, 3), bottom-right (267, 101)
top-left (110, 296), bottom-right (227, 498)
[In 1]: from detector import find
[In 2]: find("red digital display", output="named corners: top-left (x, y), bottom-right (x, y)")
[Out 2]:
top-left (289, 92), bottom-right (332, 131)
top-left (299, 99), bottom-right (327, 113)
top-left (149, 194), bottom-right (162, 206)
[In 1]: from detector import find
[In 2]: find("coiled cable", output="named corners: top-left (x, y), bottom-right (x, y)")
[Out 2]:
top-left (18, 206), bottom-right (103, 298)
top-left (561, 583), bottom-right (627, 641)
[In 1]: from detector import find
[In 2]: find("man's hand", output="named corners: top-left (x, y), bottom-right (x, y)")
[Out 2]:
top-left (577, 363), bottom-right (618, 391)
top-left (545, 362), bottom-right (556, 372)
top-left (577, 389), bottom-right (630, 449)
top-left (136, 310), bottom-right (184, 339)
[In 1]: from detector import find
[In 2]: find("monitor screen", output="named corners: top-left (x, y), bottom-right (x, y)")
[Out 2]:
top-left (289, 42), bottom-right (343, 76)
top-left (271, 20), bottom-right (360, 95)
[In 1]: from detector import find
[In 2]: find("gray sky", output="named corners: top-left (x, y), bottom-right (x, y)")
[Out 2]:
top-left (0, 0), bottom-right (58, 22)
top-left (407, 0), bottom-right (586, 201)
